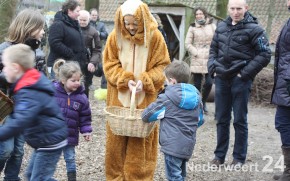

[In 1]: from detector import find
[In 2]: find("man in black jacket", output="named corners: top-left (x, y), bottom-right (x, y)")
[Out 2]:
top-left (89, 8), bottom-right (108, 89)
top-left (89, 8), bottom-right (108, 42)
top-left (208, 0), bottom-right (271, 167)
top-left (78, 10), bottom-right (102, 97)
top-left (272, 0), bottom-right (290, 180)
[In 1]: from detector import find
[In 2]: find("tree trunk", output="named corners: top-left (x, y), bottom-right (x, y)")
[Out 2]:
top-left (0, 0), bottom-right (19, 42)
top-left (216, 0), bottom-right (228, 19)
top-left (85, 0), bottom-right (99, 11)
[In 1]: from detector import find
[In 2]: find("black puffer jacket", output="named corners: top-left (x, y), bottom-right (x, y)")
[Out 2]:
top-left (47, 11), bottom-right (87, 70)
top-left (208, 12), bottom-right (271, 81)
top-left (271, 19), bottom-right (290, 106)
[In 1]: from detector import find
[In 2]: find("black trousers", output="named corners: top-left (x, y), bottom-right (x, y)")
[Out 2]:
top-left (190, 73), bottom-right (213, 103)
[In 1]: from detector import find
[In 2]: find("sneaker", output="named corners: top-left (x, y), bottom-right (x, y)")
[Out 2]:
top-left (211, 159), bottom-right (224, 167)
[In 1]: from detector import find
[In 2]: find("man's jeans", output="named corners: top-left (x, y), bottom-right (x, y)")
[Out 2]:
top-left (275, 106), bottom-right (290, 146)
top-left (164, 154), bottom-right (187, 181)
top-left (63, 145), bottom-right (76, 172)
top-left (25, 148), bottom-right (62, 181)
top-left (0, 134), bottom-right (25, 181)
top-left (214, 76), bottom-right (252, 163)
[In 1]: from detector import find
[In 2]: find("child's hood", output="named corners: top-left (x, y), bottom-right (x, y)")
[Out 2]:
top-left (164, 83), bottom-right (200, 110)
top-left (13, 69), bottom-right (54, 95)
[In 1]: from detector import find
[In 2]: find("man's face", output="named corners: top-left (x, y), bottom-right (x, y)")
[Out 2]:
top-left (288, 0), bottom-right (290, 8)
top-left (90, 10), bottom-right (98, 21)
top-left (78, 14), bottom-right (89, 27)
top-left (228, 0), bottom-right (248, 25)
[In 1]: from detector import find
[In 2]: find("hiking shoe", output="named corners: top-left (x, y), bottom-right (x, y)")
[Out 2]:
top-left (231, 160), bottom-right (243, 168)
top-left (211, 159), bottom-right (224, 167)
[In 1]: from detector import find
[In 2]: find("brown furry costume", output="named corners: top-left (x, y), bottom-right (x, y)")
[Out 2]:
top-left (103, 0), bottom-right (170, 180)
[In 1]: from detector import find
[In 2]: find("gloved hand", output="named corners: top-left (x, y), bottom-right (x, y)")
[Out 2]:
top-left (136, 80), bottom-right (143, 93)
top-left (128, 80), bottom-right (143, 93)
top-left (94, 63), bottom-right (103, 77)
top-left (128, 80), bottom-right (136, 91)
top-left (287, 80), bottom-right (290, 96)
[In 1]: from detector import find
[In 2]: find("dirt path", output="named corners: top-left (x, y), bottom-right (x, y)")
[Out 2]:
top-left (2, 77), bottom-right (282, 181)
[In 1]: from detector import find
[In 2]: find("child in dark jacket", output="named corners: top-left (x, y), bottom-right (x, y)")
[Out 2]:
top-left (142, 60), bottom-right (203, 181)
top-left (0, 44), bottom-right (68, 181)
top-left (53, 59), bottom-right (92, 181)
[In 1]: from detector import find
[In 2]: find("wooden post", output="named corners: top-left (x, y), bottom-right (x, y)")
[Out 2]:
top-left (0, 0), bottom-right (19, 42)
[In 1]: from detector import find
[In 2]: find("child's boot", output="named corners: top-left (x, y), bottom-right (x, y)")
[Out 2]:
top-left (67, 171), bottom-right (76, 181)
top-left (273, 146), bottom-right (290, 181)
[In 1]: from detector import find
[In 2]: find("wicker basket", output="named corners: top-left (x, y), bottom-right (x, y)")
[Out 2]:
top-left (104, 87), bottom-right (157, 138)
top-left (0, 90), bottom-right (13, 125)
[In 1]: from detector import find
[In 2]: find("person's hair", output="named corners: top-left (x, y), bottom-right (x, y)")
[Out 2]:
top-left (194, 7), bottom-right (208, 19)
top-left (6, 9), bottom-right (45, 43)
top-left (152, 13), bottom-right (163, 28)
top-left (62, 0), bottom-right (80, 14)
top-left (79, 10), bottom-right (90, 19)
top-left (89, 8), bottom-right (98, 14)
top-left (164, 61), bottom-right (190, 83)
top-left (228, 0), bottom-right (247, 5)
top-left (3, 44), bottom-right (35, 71)
top-left (53, 59), bottom-right (82, 81)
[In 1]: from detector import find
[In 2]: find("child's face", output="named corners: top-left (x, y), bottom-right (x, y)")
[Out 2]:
top-left (31, 28), bottom-right (45, 41)
top-left (2, 55), bottom-right (22, 83)
top-left (62, 73), bottom-right (81, 93)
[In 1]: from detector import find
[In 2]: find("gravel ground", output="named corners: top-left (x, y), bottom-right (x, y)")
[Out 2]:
top-left (1, 77), bottom-right (282, 181)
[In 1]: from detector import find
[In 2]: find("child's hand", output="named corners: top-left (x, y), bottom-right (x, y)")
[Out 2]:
top-left (83, 135), bottom-right (91, 141)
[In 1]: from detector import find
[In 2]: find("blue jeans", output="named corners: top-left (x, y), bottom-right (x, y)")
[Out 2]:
top-left (214, 76), bottom-right (252, 163)
top-left (63, 145), bottom-right (76, 172)
top-left (164, 154), bottom-right (187, 181)
top-left (25, 148), bottom-right (62, 181)
top-left (275, 106), bottom-right (290, 146)
top-left (0, 134), bottom-right (25, 181)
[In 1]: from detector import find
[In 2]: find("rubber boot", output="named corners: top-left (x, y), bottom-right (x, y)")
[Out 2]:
top-left (273, 146), bottom-right (290, 181)
top-left (67, 171), bottom-right (76, 181)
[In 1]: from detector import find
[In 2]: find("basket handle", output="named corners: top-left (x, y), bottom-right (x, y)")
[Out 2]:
top-left (129, 86), bottom-right (137, 117)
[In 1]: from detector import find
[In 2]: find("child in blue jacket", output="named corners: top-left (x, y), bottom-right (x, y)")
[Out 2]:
top-left (0, 44), bottom-right (68, 181)
top-left (142, 60), bottom-right (203, 181)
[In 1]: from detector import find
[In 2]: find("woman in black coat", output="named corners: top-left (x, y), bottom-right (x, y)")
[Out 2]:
top-left (47, 0), bottom-right (87, 78)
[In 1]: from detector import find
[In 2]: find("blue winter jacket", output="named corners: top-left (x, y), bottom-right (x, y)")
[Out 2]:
top-left (0, 69), bottom-right (68, 149)
top-left (89, 20), bottom-right (108, 41)
top-left (271, 19), bottom-right (290, 106)
top-left (142, 83), bottom-right (202, 160)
